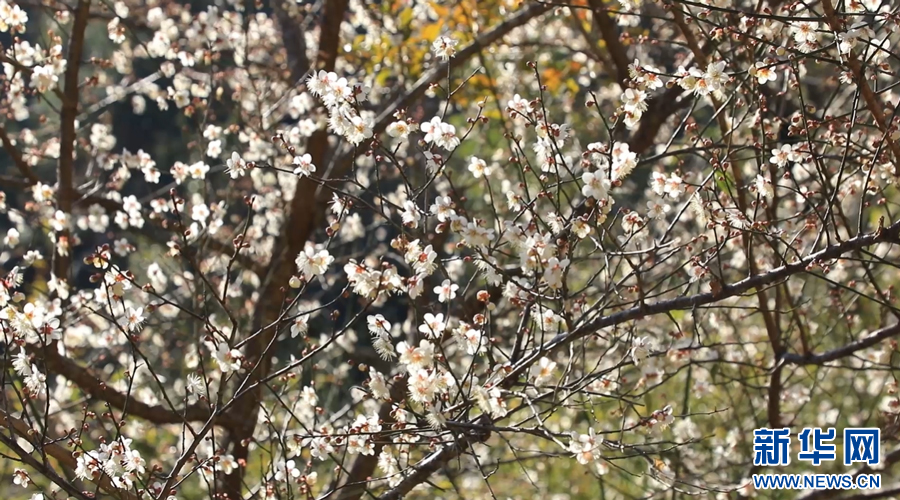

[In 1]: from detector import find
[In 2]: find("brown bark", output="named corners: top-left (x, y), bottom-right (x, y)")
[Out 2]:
top-left (220, 1), bottom-right (350, 496)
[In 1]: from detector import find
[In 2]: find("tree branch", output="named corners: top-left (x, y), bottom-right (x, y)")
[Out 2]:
top-left (54, 0), bottom-right (91, 292)
top-left (502, 219), bottom-right (900, 387)
top-left (819, 0), bottom-right (900, 174)
top-left (587, 0), bottom-right (630, 85)
top-left (671, 4), bottom-right (785, 426)
top-left (31, 346), bottom-right (228, 427)
top-left (0, 409), bottom-right (141, 500)
top-left (376, 419), bottom-right (491, 500)
top-left (271, 0), bottom-right (312, 83)
top-left (223, 0), bottom-right (351, 495)
top-left (782, 322), bottom-right (900, 365)
top-left (0, 125), bottom-right (39, 184)
top-left (0, 431), bottom-right (93, 500)
top-left (328, 378), bottom-right (408, 500)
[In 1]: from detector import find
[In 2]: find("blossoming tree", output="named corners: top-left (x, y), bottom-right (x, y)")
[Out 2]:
top-left (1, 0), bottom-right (900, 499)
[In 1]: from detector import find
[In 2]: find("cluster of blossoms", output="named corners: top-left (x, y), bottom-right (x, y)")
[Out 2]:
top-left (2, 39), bottom-right (66, 120)
top-left (74, 438), bottom-right (146, 490)
top-left (0, 0), bottom-right (27, 34)
top-left (568, 428), bottom-right (608, 474)
top-left (9, 350), bottom-right (47, 394)
top-left (675, 60), bottom-right (729, 98)
top-left (622, 56), bottom-right (734, 130)
top-left (3, 0), bottom-right (900, 498)
top-left (790, 21), bottom-right (821, 53)
top-left (619, 59), bottom-right (665, 129)
top-left (420, 116), bottom-right (461, 151)
top-left (307, 70), bottom-right (374, 145)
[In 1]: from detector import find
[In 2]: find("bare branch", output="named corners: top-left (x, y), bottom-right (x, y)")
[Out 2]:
top-left (0, 409), bottom-right (142, 500)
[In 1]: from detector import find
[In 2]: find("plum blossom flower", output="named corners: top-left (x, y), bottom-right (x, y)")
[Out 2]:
top-left (367, 314), bottom-right (391, 337)
top-left (434, 279), bottom-right (459, 303)
top-left (29, 65), bottom-right (58, 93)
top-left (368, 370), bottom-right (391, 400)
top-left (213, 343), bottom-right (243, 373)
top-left (753, 61), bottom-right (778, 84)
top-left (291, 314), bottom-right (309, 338)
top-left (292, 153), bottom-right (317, 178)
top-left (418, 313), bottom-right (445, 339)
top-left (295, 246), bottom-right (334, 278)
top-left (754, 174), bottom-right (774, 199)
top-left (621, 87), bottom-right (647, 115)
top-left (543, 257), bottom-right (569, 290)
top-left (531, 357), bottom-right (557, 385)
top-left (663, 174), bottom-right (685, 199)
top-left (468, 157), bottom-right (491, 178)
top-left (274, 459), bottom-right (301, 482)
top-left (420, 117), bottom-right (460, 150)
top-left (581, 172), bottom-right (610, 200)
top-left (611, 142), bottom-right (638, 181)
top-left (461, 327), bottom-right (484, 355)
top-left (13, 469), bottom-right (30, 488)
top-left (386, 120), bottom-right (411, 139)
top-left (702, 61), bottom-right (728, 93)
top-left (345, 114), bottom-right (374, 144)
top-left (569, 428), bottom-right (603, 465)
top-left (689, 265), bottom-right (707, 283)
top-left (647, 200), bottom-right (671, 219)
top-left (769, 144), bottom-right (792, 167)
top-left (371, 329), bottom-right (395, 360)
top-left (474, 385), bottom-right (507, 418)
top-left (397, 339), bottom-right (435, 371)
top-left (429, 196), bottom-right (456, 222)
top-left (507, 94), bottom-right (533, 116)
top-left (225, 152), bottom-right (248, 179)
top-left (4, 228), bottom-right (20, 247)
top-left (125, 306), bottom-right (145, 332)
top-left (408, 369), bottom-right (438, 403)
top-left (631, 336), bottom-right (651, 365)
top-left (431, 35), bottom-right (458, 60)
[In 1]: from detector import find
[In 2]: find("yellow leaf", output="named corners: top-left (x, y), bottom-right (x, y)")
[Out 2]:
top-left (542, 67), bottom-right (563, 93)
top-left (420, 22), bottom-right (442, 45)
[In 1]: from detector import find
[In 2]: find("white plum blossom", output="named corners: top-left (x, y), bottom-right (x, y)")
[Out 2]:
top-left (754, 174), bottom-right (774, 199)
top-left (569, 428), bottom-right (603, 465)
top-left (543, 257), bottom-right (569, 290)
top-left (386, 120), bottom-right (411, 139)
top-left (431, 35), bottom-right (458, 60)
top-left (507, 94), bottom-right (533, 116)
top-left (397, 339), bottom-right (435, 371)
top-left (434, 279), bottom-right (459, 303)
top-left (125, 307), bottom-right (145, 332)
top-left (531, 357), bottom-right (557, 385)
top-left (420, 117), bottom-right (460, 150)
top-left (581, 172), bottom-right (610, 200)
top-left (295, 246), bottom-right (334, 278)
top-left (367, 314), bottom-right (391, 337)
top-left (292, 153), bottom-right (317, 178)
top-left (468, 157), bottom-right (491, 178)
top-left (418, 313), bottom-right (445, 339)
top-left (225, 152), bottom-right (248, 179)
top-left (213, 343), bottom-right (243, 373)
top-left (753, 61), bottom-right (778, 84)
top-left (461, 326), bottom-right (484, 355)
